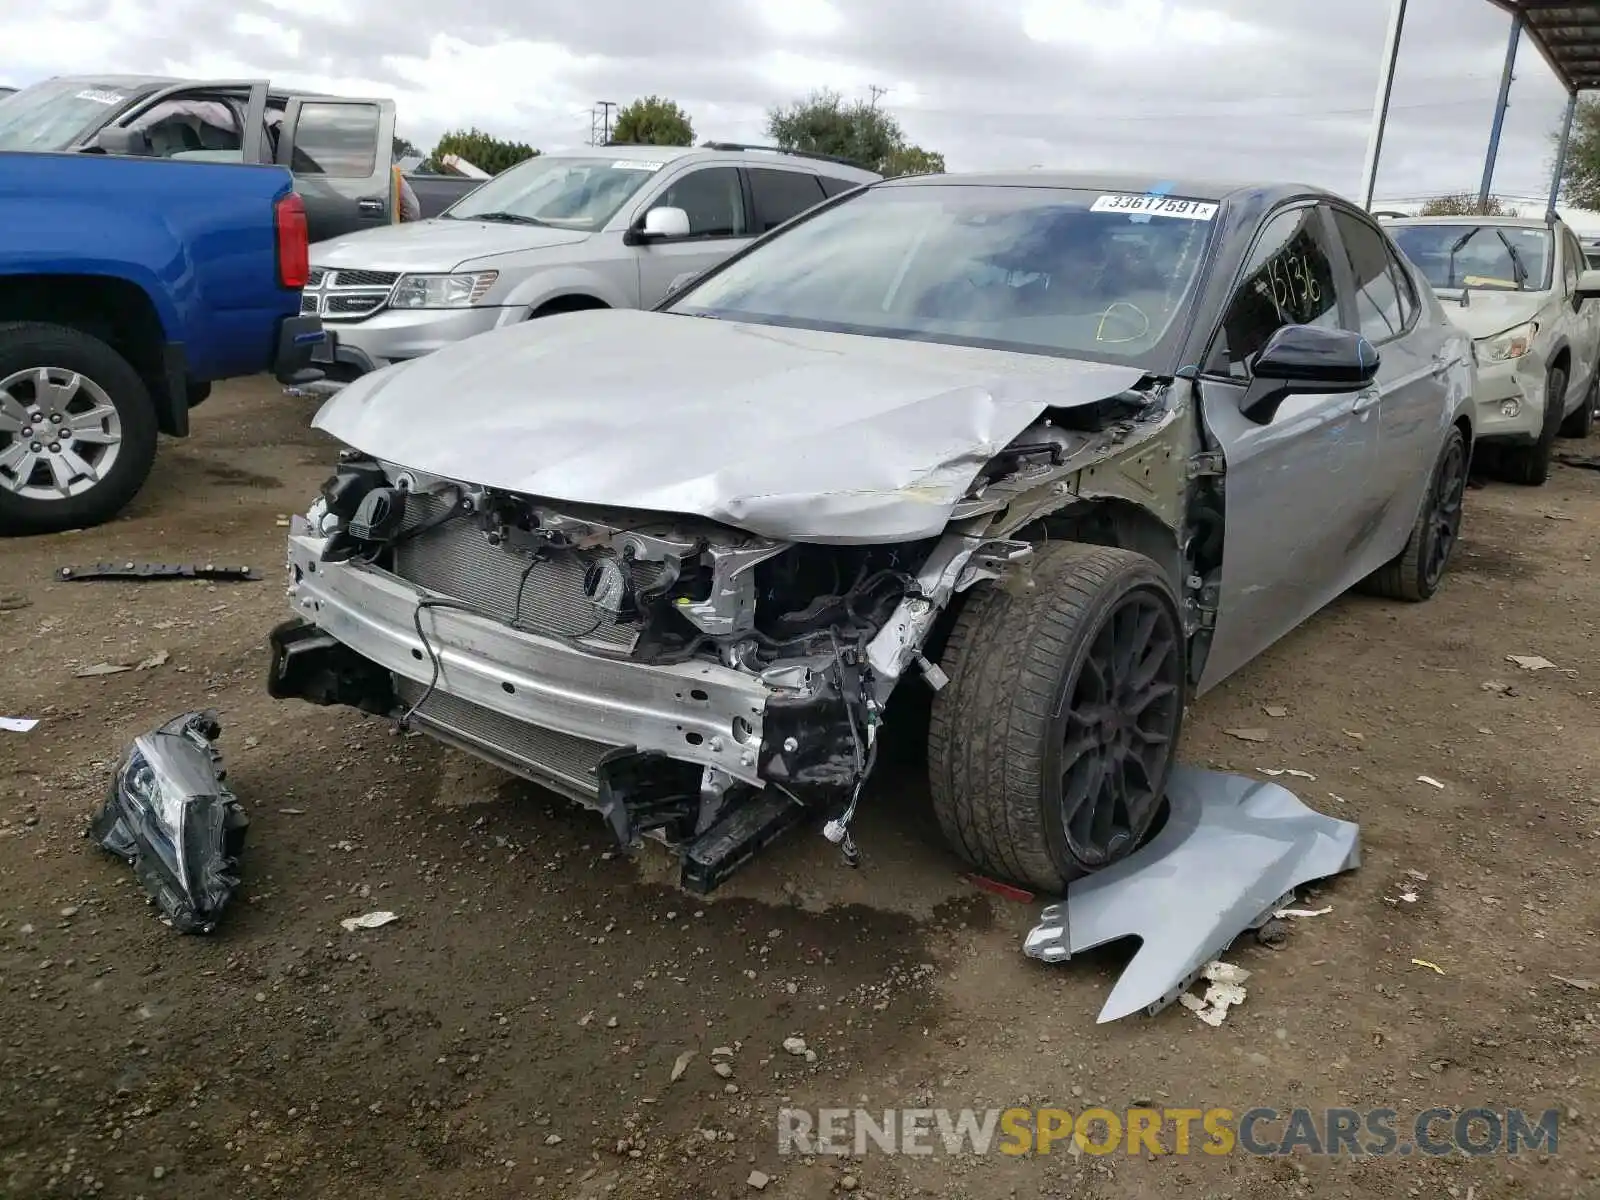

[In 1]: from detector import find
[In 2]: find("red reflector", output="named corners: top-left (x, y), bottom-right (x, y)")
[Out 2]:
top-left (274, 192), bottom-right (310, 289)
top-left (964, 873), bottom-right (1035, 903)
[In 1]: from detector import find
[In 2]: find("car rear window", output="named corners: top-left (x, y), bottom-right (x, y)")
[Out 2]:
top-left (747, 168), bottom-right (827, 233)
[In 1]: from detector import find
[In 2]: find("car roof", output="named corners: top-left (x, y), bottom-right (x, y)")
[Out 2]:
top-left (549, 141), bottom-right (880, 180)
top-left (876, 170), bottom-right (1335, 206)
top-left (1383, 214), bottom-right (1556, 228)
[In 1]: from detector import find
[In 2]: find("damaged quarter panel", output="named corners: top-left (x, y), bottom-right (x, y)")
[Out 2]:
top-left (311, 309), bottom-right (1148, 545)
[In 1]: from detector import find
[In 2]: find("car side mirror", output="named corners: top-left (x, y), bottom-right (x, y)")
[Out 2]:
top-left (1240, 325), bottom-right (1379, 425)
top-left (92, 126), bottom-right (149, 156)
top-left (1576, 268), bottom-right (1600, 302)
top-left (625, 205), bottom-right (691, 246)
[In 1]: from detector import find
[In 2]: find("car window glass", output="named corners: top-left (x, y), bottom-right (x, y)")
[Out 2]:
top-left (1389, 224), bottom-right (1551, 292)
top-left (1213, 206), bottom-right (1340, 378)
top-left (670, 184), bottom-right (1217, 369)
top-left (126, 97), bottom-right (242, 157)
top-left (1331, 209), bottom-right (1407, 343)
top-left (1388, 244), bottom-right (1419, 326)
top-left (448, 157), bottom-right (657, 229)
top-left (653, 167), bottom-right (747, 238)
top-left (290, 103), bottom-right (379, 177)
top-left (0, 79), bottom-right (138, 152)
top-left (747, 168), bottom-right (826, 233)
top-left (819, 175), bottom-right (861, 197)
top-left (1563, 232), bottom-right (1581, 294)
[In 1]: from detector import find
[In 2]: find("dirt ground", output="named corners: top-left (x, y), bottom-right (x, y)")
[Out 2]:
top-left (1, 377), bottom-right (1597, 1200)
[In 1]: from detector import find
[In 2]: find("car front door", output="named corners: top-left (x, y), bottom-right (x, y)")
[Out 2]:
top-left (1560, 226), bottom-right (1600, 402)
top-left (1195, 202), bottom-right (1381, 694)
top-left (96, 81), bottom-right (271, 162)
top-left (1326, 205), bottom-right (1453, 579)
top-left (274, 97), bottom-right (396, 243)
top-left (631, 165), bottom-right (753, 307)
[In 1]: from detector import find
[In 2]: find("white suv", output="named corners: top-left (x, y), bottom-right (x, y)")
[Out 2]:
top-left (1386, 214), bottom-right (1600, 484)
top-left (300, 142), bottom-right (880, 384)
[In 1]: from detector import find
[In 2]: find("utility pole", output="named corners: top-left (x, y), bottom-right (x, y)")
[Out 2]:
top-left (867, 85), bottom-right (887, 111)
top-left (594, 100), bottom-right (617, 146)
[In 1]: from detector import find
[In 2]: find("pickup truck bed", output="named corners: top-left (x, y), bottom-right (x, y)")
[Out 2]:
top-left (0, 151), bottom-right (320, 535)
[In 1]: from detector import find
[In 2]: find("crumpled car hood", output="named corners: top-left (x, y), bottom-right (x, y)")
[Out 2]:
top-left (1437, 288), bottom-right (1549, 340)
top-left (312, 310), bottom-right (1148, 543)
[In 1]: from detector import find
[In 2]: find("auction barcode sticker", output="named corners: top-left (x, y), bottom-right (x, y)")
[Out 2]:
top-left (1091, 194), bottom-right (1219, 220)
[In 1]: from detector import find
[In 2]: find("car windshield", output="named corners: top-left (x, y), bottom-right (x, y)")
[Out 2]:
top-left (444, 156), bottom-right (663, 228)
top-left (667, 184), bottom-right (1218, 367)
top-left (1390, 223), bottom-right (1553, 292)
top-left (0, 79), bottom-right (136, 152)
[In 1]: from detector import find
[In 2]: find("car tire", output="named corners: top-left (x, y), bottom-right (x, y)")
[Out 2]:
top-left (0, 321), bottom-right (158, 537)
top-left (1503, 364), bottom-right (1565, 486)
top-left (927, 543), bottom-right (1186, 895)
top-left (1360, 425), bottom-right (1468, 603)
top-left (1558, 371), bottom-right (1596, 438)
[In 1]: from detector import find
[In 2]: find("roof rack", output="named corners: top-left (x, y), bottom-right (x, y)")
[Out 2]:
top-left (697, 141), bottom-right (874, 173)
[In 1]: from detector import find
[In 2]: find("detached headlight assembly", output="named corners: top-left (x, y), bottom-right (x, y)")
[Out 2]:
top-left (389, 270), bottom-right (498, 309)
top-left (1475, 320), bottom-right (1537, 363)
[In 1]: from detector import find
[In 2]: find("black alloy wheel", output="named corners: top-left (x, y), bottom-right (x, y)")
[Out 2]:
top-left (1053, 588), bottom-right (1184, 867)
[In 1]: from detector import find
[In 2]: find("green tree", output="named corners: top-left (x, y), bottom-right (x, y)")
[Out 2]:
top-left (393, 134), bottom-right (420, 161)
top-left (1418, 192), bottom-right (1518, 217)
top-left (430, 127), bottom-right (539, 176)
top-left (764, 88), bottom-right (945, 178)
top-left (1557, 95), bottom-right (1600, 209)
top-left (881, 145), bottom-right (945, 178)
top-left (610, 95), bottom-right (695, 147)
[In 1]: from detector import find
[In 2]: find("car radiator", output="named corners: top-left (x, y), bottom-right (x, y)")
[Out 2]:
top-left (391, 493), bottom-right (654, 651)
top-left (394, 677), bottom-right (613, 803)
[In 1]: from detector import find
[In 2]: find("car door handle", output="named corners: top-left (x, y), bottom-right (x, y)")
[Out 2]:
top-left (1352, 387), bottom-right (1382, 414)
top-left (356, 197), bottom-right (385, 214)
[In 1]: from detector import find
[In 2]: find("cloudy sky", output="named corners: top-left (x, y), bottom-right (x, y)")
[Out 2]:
top-left (0, 0), bottom-right (1577, 205)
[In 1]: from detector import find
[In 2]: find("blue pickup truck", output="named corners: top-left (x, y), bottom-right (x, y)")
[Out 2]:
top-left (0, 151), bottom-right (322, 535)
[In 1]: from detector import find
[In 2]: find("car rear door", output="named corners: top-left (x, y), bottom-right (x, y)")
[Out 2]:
top-left (743, 166), bottom-right (828, 234)
top-left (1559, 225), bottom-right (1600, 401)
top-left (1194, 202), bottom-right (1380, 694)
top-left (274, 97), bottom-right (396, 243)
top-left (1325, 205), bottom-right (1453, 578)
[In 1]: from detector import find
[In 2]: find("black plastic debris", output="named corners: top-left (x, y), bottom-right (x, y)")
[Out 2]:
top-left (59, 563), bottom-right (261, 582)
top-left (89, 710), bottom-right (249, 934)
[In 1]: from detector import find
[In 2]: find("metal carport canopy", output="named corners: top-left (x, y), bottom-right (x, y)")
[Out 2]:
top-left (1360, 0), bottom-right (1600, 212)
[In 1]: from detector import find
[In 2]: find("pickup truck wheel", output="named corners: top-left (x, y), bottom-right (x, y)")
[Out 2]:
top-left (1559, 371), bottom-right (1596, 438)
top-left (1359, 425), bottom-right (1467, 602)
top-left (0, 322), bottom-right (157, 537)
top-left (1502, 364), bottom-right (1564, 486)
top-left (927, 543), bottom-right (1185, 895)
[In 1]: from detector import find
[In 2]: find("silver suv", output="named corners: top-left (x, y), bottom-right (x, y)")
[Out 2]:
top-left (301, 142), bottom-right (880, 380)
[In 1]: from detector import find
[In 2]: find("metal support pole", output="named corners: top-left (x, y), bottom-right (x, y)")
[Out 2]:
top-left (1359, 0), bottom-right (1408, 209)
top-left (1479, 12), bottom-right (1523, 211)
top-left (1548, 89), bottom-right (1577, 218)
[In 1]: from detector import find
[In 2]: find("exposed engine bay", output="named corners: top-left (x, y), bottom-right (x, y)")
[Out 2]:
top-left (269, 380), bottom-right (1207, 893)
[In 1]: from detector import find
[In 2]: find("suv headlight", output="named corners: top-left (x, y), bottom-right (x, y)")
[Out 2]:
top-left (1475, 320), bottom-right (1537, 363)
top-left (389, 271), bottom-right (498, 309)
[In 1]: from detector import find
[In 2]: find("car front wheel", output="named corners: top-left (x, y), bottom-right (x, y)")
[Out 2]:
top-left (1502, 364), bottom-right (1565, 486)
top-left (0, 322), bottom-right (158, 537)
top-left (1559, 370), bottom-right (1596, 438)
top-left (928, 543), bottom-right (1186, 895)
